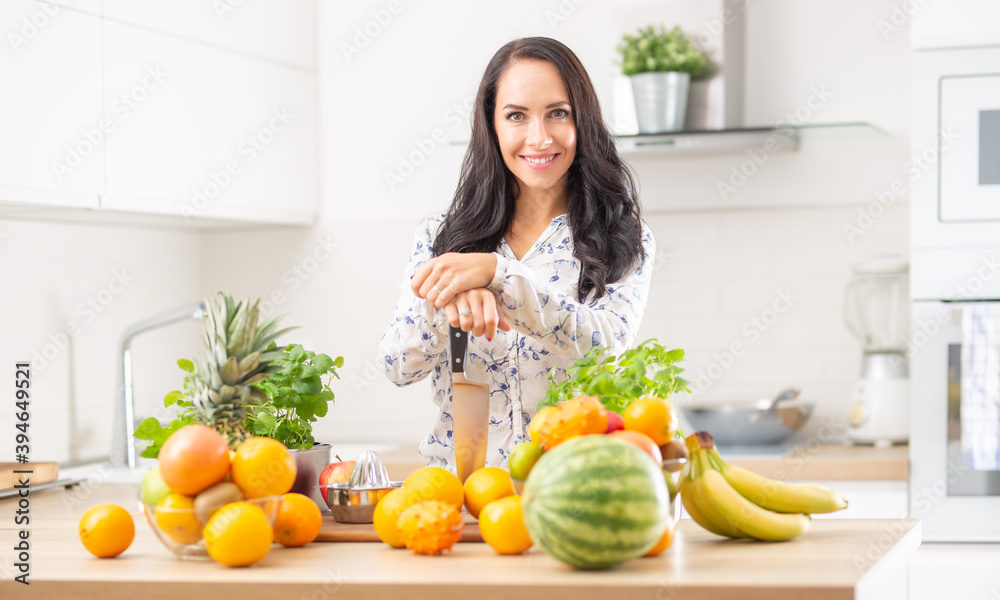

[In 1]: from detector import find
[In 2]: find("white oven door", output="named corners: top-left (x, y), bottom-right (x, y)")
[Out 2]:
top-left (910, 300), bottom-right (1000, 540)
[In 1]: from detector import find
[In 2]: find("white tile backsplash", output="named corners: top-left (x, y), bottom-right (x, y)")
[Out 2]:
top-left (645, 202), bottom-right (908, 436)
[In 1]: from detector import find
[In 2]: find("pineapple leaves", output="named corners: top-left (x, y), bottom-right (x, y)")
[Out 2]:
top-left (134, 292), bottom-right (342, 455)
top-left (539, 338), bottom-right (690, 415)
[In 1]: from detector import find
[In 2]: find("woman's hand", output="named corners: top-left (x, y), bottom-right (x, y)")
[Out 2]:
top-left (412, 252), bottom-right (497, 308)
top-left (443, 288), bottom-right (511, 340)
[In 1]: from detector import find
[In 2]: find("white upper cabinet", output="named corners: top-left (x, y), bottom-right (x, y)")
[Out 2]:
top-left (0, 1), bottom-right (318, 226)
top-left (101, 0), bottom-right (316, 69)
top-left (0, 0), bottom-right (102, 208)
top-left (101, 21), bottom-right (319, 225)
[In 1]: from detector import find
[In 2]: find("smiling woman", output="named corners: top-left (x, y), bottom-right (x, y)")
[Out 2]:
top-left (377, 37), bottom-right (655, 473)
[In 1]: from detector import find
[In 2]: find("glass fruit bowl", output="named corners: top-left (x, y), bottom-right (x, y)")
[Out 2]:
top-left (138, 493), bottom-right (283, 560)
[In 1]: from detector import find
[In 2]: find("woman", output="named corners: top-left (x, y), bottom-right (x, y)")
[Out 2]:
top-left (377, 37), bottom-right (655, 471)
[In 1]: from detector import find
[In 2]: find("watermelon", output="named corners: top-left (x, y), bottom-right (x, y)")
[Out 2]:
top-left (521, 435), bottom-right (670, 570)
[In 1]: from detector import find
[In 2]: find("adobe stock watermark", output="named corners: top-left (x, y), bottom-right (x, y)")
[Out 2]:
top-left (545, 0), bottom-right (589, 30)
top-left (179, 107), bottom-right (294, 220)
top-left (257, 234), bottom-right (341, 319)
top-left (213, 0), bottom-right (244, 20)
top-left (52, 65), bottom-right (168, 183)
top-left (896, 254), bottom-right (1000, 365)
top-left (27, 268), bottom-right (136, 373)
top-left (690, 288), bottom-right (798, 392)
top-left (6, 0), bottom-right (71, 54)
top-left (853, 519), bottom-right (914, 575)
top-left (876, 0), bottom-right (928, 40)
top-left (384, 94), bottom-right (475, 192)
top-left (844, 127), bottom-right (958, 243)
top-left (910, 456), bottom-right (967, 518)
top-left (341, 0), bottom-right (403, 64)
top-left (691, 0), bottom-right (749, 48)
top-left (716, 85), bottom-right (833, 201)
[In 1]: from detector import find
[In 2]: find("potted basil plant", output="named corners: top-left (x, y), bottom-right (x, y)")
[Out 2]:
top-left (618, 25), bottom-right (707, 133)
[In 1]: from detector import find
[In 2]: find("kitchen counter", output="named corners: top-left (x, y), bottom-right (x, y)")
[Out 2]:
top-left (376, 442), bottom-right (909, 482)
top-left (1, 483), bottom-right (919, 600)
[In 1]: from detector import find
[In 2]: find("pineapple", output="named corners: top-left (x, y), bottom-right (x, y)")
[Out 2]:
top-left (186, 292), bottom-right (293, 447)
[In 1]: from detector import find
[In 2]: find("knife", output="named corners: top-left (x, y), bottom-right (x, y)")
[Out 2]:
top-left (449, 326), bottom-right (490, 484)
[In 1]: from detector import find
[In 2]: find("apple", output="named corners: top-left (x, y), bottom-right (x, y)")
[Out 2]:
top-left (319, 457), bottom-right (356, 503)
top-left (607, 430), bottom-right (663, 464)
top-left (141, 466), bottom-right (171, 506)
top-left (605, 411), bottom-right (625, 433)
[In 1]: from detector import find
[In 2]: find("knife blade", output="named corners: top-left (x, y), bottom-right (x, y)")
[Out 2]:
top-left (449, 326), bottom-right (490, 484)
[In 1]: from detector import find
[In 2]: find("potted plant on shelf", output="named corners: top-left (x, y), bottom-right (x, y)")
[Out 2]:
top-left (618, 25), bottom-right (707, 134)
top-left (133, 292), bottom-right (343, 511)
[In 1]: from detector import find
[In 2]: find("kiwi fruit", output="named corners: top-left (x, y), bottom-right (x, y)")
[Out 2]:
top-left (193, 482), bottom-right (243, 524)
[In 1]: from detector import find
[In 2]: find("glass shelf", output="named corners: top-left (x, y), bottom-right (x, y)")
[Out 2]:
top-left (614, 122), bottom-right (885, 156)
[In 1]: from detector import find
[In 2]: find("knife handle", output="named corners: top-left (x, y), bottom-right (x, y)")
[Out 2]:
top-left (449, 326), bottom-right (468, 374)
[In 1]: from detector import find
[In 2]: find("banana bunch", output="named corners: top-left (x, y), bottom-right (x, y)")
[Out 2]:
top-left (679, 431), bottom-right (848, 542)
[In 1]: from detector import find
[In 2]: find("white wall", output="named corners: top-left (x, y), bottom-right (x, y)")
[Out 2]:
top-left (0, 219), bottom-right (204, 463)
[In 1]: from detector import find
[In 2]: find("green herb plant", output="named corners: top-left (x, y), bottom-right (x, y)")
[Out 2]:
top-left (134, 344), bottom-right (342, 457)
top-left (618, 25), bottom-right (707, 78)
top-left (539, 339), bottom-right (690, 415)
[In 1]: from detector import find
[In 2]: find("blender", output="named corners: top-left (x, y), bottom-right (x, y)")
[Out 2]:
top-left (843, 256), bottom-right (911, 446)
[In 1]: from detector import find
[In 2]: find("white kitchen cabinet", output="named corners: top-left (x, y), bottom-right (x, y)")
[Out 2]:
top-left (101, 21), bottom-right (319, 225)
top-left (0, 0), bottom-right (102, 209)
top-left (102, 0), bottom-right (316, 70)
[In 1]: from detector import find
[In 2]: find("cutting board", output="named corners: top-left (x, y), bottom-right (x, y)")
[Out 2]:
top-left (316, 513), bottom-right (483, 543)
top-left (0, 462), bottom-right (59, 490)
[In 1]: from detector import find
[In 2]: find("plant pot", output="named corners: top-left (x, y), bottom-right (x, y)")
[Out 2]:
top-left (630, 71), bottom-right (691, 134)
top-left (289, 442), bottom-right (331, 512)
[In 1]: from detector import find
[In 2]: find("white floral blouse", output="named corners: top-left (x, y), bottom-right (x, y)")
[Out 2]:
top-left (377, 212), bottom-right (656, 472)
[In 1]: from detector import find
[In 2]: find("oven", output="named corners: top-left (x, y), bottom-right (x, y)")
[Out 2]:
top-left (910, 44), bottom-right (1000, 540)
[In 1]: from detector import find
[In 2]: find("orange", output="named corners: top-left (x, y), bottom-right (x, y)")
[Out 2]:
top-left (644, 514), bottom-right (676, 557)
top-left (231, 437), bottom-right (297, 499)
top-left (623, 397), bottom-right (678, 446)
top-left (272, 493), bottom-right (322, 547)
top-left (373, 487), bottom-right (420, 548)
top-left (478, 496), bottom-right (532, 555)
top-left (157, 424), bottom-right (230, 495)
top-left (79, 503), bottom-right (134, 558)
top-left (463, 467), bottom-right (514, 519)
top-left (154, 493), bottom-right (202, 545)
top-left (204, 502), bottom-right (274, 567)
top-left (403, 466), bottom-right (464, 508)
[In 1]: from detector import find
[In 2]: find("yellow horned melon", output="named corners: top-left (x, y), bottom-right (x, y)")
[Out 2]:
top-left (396, 500), bottom-right (463, 555)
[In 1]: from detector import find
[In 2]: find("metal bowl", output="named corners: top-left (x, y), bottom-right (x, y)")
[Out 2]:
top-left (324, 482), bottom-right (402, 523)
top-left (680, 401), bottom-right (814, 445)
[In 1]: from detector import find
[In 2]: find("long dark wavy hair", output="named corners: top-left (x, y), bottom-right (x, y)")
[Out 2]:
top-left (432, 37), bottom-right (644, 302)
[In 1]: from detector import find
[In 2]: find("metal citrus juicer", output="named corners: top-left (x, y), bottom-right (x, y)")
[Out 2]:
top-left (324, 450), bottom-right (401, 523)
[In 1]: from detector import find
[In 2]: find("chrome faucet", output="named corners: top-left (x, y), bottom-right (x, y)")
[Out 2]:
top-left (114, 302), bottom-right (205, 468)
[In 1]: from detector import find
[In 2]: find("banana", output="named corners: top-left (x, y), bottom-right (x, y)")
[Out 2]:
top-left (697, 467), bottom-right (811, 542)
top-left (707, 448), bottom-right (848, 514)
top-left (690, 452), bottom-right (750, 538)
top-left (679, 455), bottom-right (742, 538)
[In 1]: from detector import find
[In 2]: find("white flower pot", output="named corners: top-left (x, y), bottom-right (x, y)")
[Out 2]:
top-left (630, 71), bottom-right (691, 134)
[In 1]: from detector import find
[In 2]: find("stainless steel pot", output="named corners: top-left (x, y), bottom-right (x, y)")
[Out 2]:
top-left (680, 401), bottom-right (814, 446)
top-left (289, 442), bottom-right (331, 511)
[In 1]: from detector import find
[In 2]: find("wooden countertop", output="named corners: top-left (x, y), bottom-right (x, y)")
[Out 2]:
top-left (379, 442), bottom-right (909, 482)
top-left (1, 483), bottom-right (920, 600)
